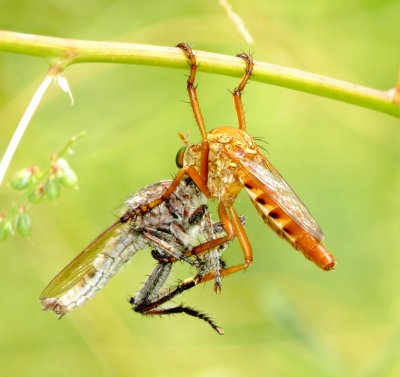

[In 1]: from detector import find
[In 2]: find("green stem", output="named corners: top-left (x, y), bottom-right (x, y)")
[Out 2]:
top-left (0, 66), bottom-right (63, 186)
top-left (0, 30), bottom-right (399, 118)
top-left (38, 131), bottom-right (86, 180)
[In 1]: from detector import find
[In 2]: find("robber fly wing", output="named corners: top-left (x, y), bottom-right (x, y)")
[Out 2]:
top-left (40, 180), bottom-right (175, 302)
top-left (40, 220), bottom-right (134, 299)
top-left (224, 146), bottom-right (324, 242)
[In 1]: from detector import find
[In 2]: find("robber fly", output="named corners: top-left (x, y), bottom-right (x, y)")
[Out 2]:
top-left (150, 43), bottom-right (336, 288)
top-left (41, 178), bottom-right (243, 334)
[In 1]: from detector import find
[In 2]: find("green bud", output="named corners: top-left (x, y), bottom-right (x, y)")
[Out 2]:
top-left (10, 168), bottom-right (33, 190)
top-left (28, 185), bottom-right (45, 204)
top-left (45, 176), bottom-right (60, 201)
top-left (16, 212), bottom-right (31, 236)
top-left (55, 159), bottom-right (78, 187)
top-left (59, 168), bottom-right (78, 187)
top-left (0, 221), bottom-right (13, 241)
top-left (56, 158), bottom-right (70, 170)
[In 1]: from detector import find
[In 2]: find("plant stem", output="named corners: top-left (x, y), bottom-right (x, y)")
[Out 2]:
top-left (0, 30), bottom-right (399, 118)
top-left (0, 65), bottom-right (61, 186)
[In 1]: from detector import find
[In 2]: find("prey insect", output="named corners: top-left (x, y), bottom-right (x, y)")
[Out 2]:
top-left (40, 178), bottom-right (243, 334)
top-left (130, 218), bottom-right (239, 335)
top-left (162, 43), bottom-right (336, 288)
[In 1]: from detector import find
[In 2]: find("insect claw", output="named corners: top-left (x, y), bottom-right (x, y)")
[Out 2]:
top-left (236, 53), bottom-right (254, 80)
top-left (214, 281), bottom-right (222, 294)
top-left (177, 43), bottom-right (196, 60)
top-left (176, 42), bottom-right (192, 52)
top-left (215, 326), bottom-right (225, 335)
top-left (236, 52), bottom-right (247, 58)
top-left (236, 52), bottom-right (252, 62)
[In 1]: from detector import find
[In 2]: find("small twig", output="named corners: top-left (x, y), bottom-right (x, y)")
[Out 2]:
top-left (219, 0), bottom-right (254, 44)
top-left (0, 65), bottom-right (64, 186)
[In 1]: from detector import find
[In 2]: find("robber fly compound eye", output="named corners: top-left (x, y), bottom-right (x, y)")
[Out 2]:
top-left (175, 146), bottom-right (186, 168)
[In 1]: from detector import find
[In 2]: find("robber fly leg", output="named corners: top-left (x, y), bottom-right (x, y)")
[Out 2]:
top-left (187, 202), bottom-right (235, 258)
top-left (176, 43), bottom-right (210, 182)
top-left (131, 263), bottom-right (173, 309)
top-left (233, 52), bottom-right (254, 131)
top-left (176, 43), bottom-right (207, 141)
top-left (162, 166), bottom-right (211, 200)
top-left (143, 305), bottom-right (224, 335)
top-left (123, 166), bottom-right (211, 222)
top-left (196, 205), bottom-right (253, 284)
top-left (131, 272), bottom-right (224, 335)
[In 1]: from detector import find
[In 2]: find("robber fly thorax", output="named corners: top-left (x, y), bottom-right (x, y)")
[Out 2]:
top-left (182, 127), bottom-right (260, 203)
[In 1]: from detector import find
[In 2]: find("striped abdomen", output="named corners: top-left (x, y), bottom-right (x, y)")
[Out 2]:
top-left (243, 179), bottom-right (336, 271)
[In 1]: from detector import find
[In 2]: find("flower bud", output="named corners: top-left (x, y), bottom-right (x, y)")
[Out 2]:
top-left (10, 168), bottom-right (33, 190)
top-left (54, 158), bottom-right (78, 187)
top-left (28, 185), bottom-right (45, 204)
top-left (0, 221), bottom-right (13, 241)
top-left (59, 168), bottom-right (78, 187)
top-left (56, 158), bottom-right (70, 170)
top-left (16, 212), bottom-right (31, 236)
top-left (45, 176), bottom-right (60, 200)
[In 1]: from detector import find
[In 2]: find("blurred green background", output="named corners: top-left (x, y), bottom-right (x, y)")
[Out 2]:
top-left (1, 1), bottom-right (400, 376)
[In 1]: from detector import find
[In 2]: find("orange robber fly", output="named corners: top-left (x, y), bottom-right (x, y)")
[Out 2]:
top-left (151, 43), bottom-right (335, 288)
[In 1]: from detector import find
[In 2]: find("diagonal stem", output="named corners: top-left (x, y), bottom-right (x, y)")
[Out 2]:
top-left (0, 65), bottom-right (63, 186)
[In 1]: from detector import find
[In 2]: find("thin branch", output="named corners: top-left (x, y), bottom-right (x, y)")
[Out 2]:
top-left (0, 30), bottom-right (399, 118)
top-left (219, 0), bottom-right (254, 44)
top-left (0, 65), bottom-right (63, 186)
